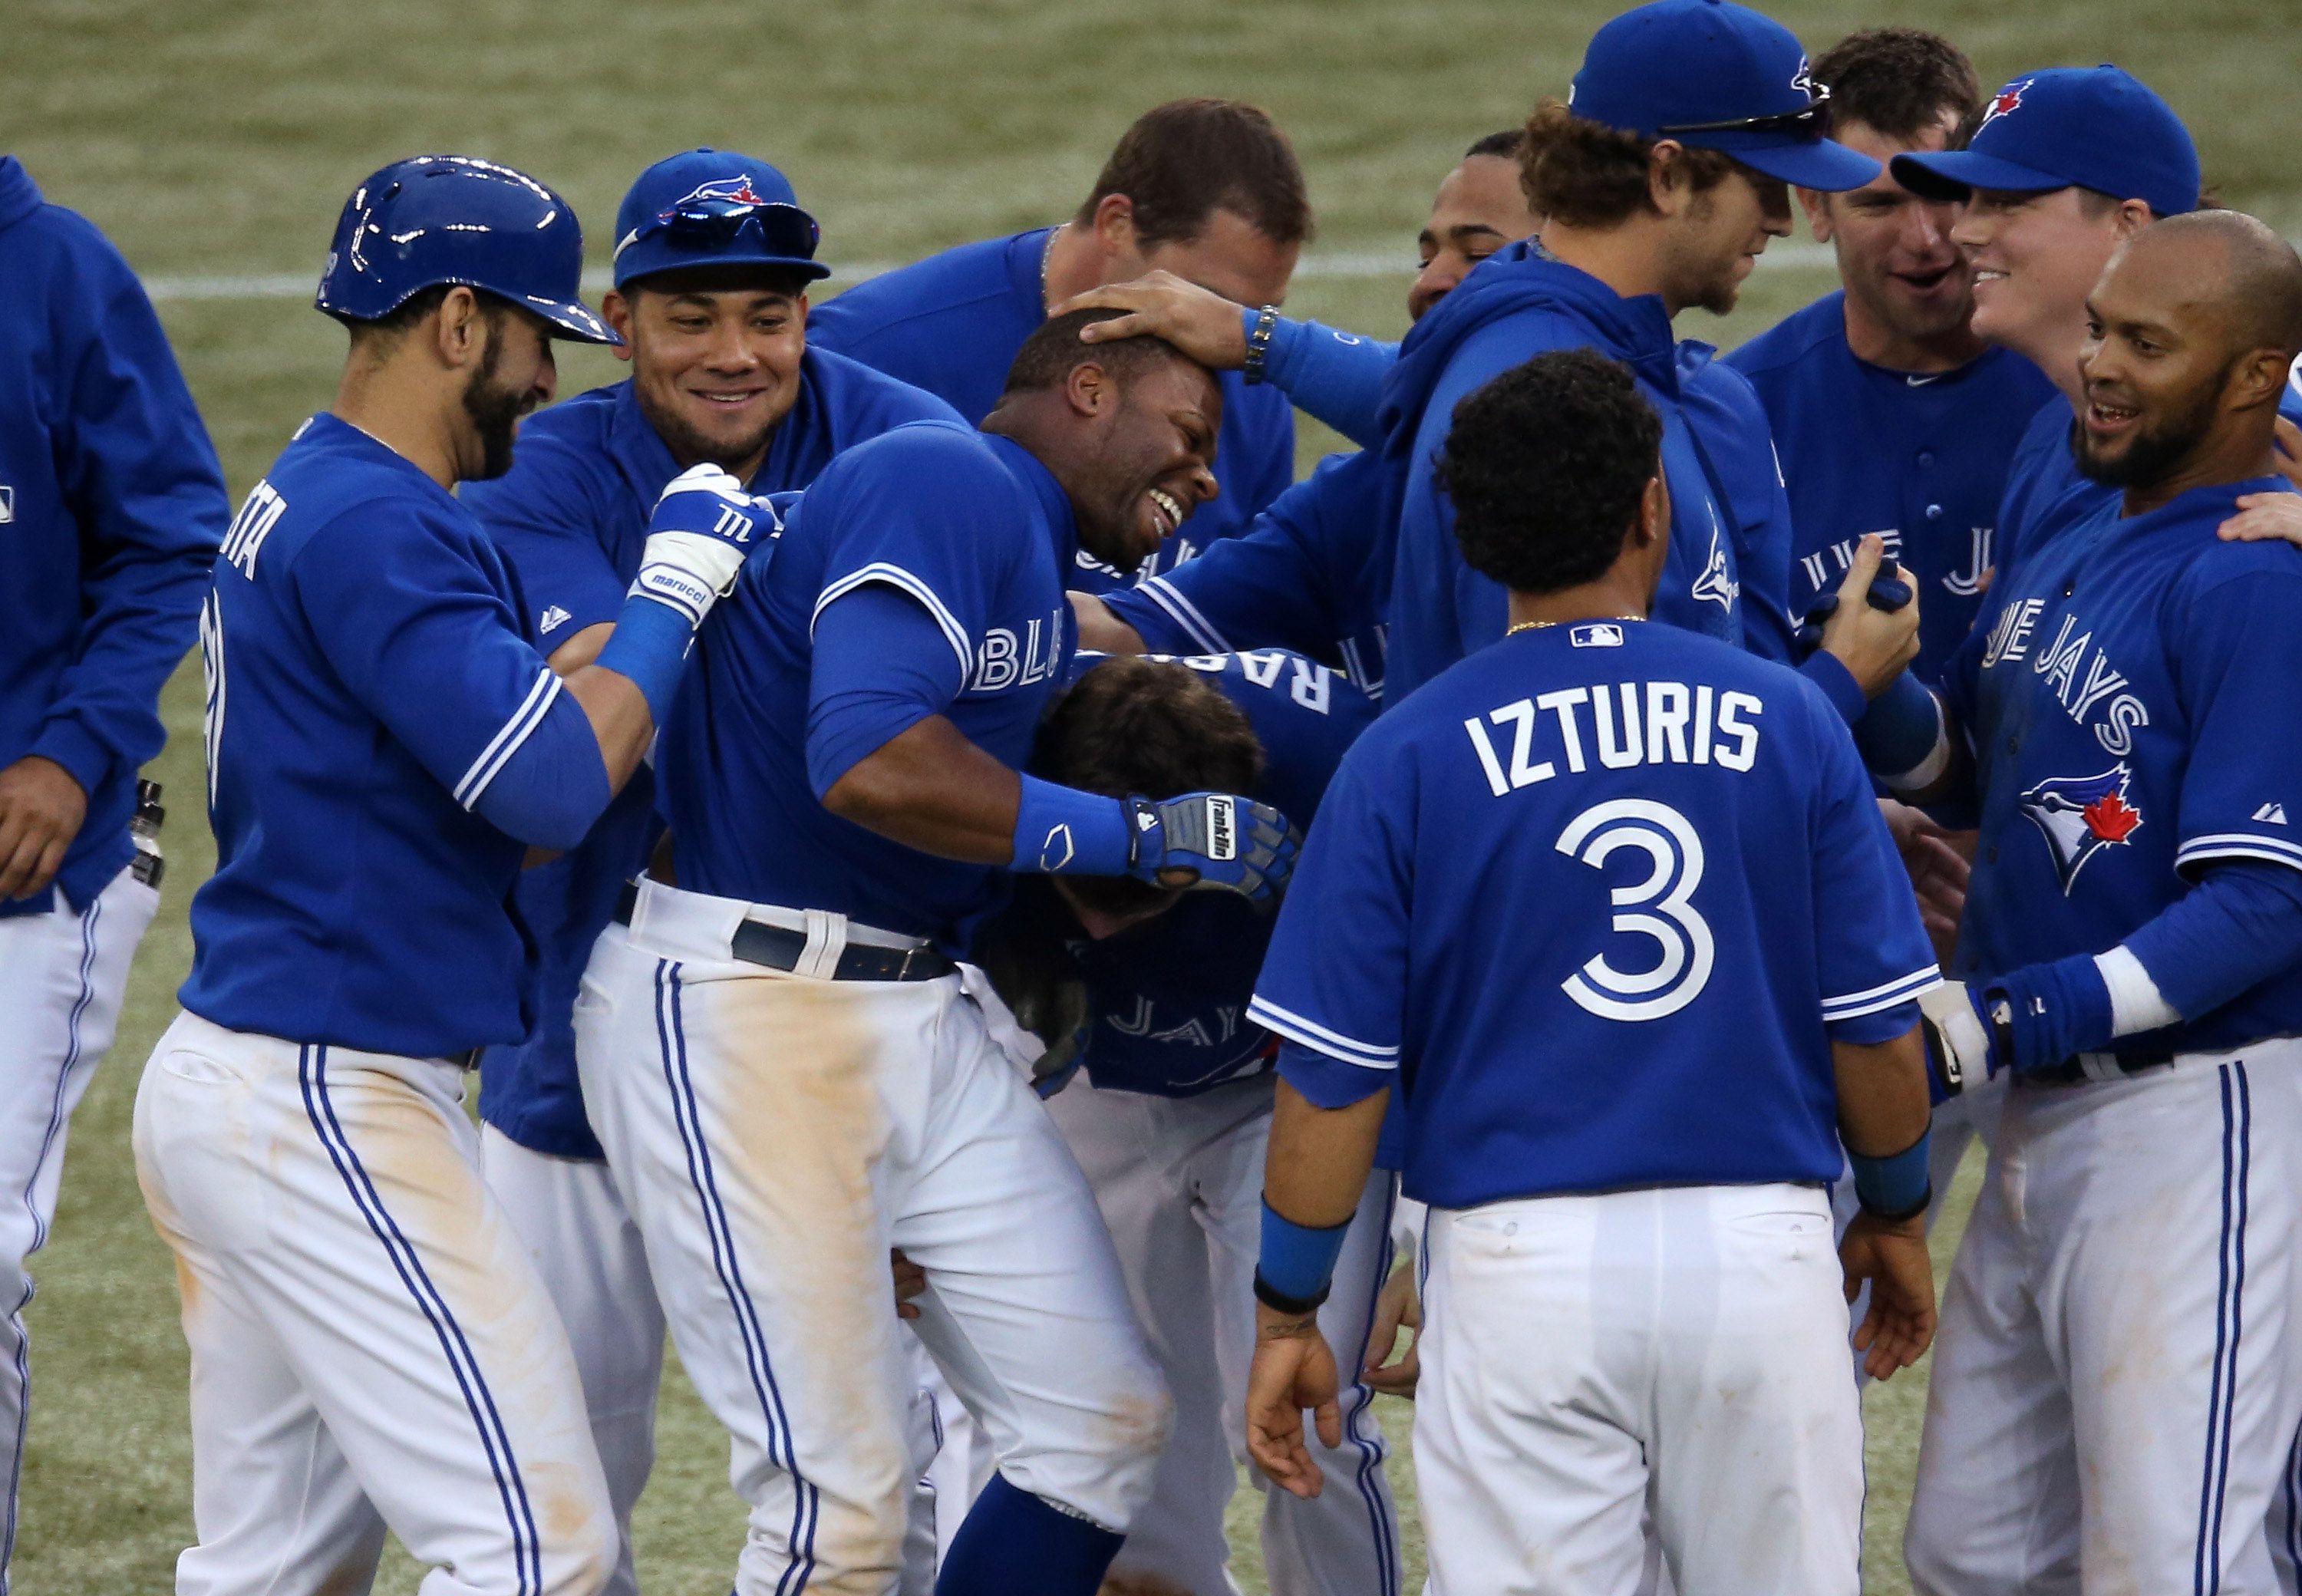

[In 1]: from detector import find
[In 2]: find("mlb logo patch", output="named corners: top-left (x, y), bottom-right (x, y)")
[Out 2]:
top-left (1569, 622), bottom-right (1625, 648)
top-left (0, 486), bottom-right (12, 523)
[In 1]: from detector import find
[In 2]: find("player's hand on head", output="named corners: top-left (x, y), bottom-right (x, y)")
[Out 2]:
top-left (631, 463), bottom-right (777, 627)
top-left (1361, 1260), bottom-right (1423, 1399)
top-left (1840, 1210), bottom-right (1936, 1380)
top-left (0, 755), bottom-right (89, 901)
top-left (1245, 1304), bottom-right (1341, 1498)
top-left (1053, 270), bottom-right (1251, 370)
top-left (1816, 534), bottom-right (1921, 696)
top-left (2217, 490), bottom-right (2302, 546)
top-left (1126, 793), bottom-right (1301, 904)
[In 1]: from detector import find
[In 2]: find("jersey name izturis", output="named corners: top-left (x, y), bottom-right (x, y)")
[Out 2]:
top-left (1047, 650), bottom-right (1372, 1097)
top-left (658, 421), bottom-right (1077, 945)
top-left (806, 229), bottom-right (1295, 592)
top-left (182, 414), bottom-right (567, 1057)
top-left (1250, 619), bottom-right (1938, 1210)
top-left (1726, 289), bottom-right (2057, 681)
top-left (1944, 476), bottom-right (2302, 1054)
top-left (462, 354), bottom-right (958, 1159)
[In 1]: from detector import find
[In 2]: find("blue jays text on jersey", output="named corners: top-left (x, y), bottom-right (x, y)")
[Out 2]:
top-left (463, 354), bottom-right (960, 1159)
top-left (183, 414), bottom-right (595, 1058)
top-left (1941, 476), bottom-right (2302, 1057)
top-left (1015, 650), bottom-right (1372, 1099)
top-left (1375, 242), bottom-right (1779, 704)
top-left (0, 157), bottom-right (228, 917)
top-left (806, 229), bottom-right (1296, 589)
top-left (1726, 289), bottom-right (2057, 682)
top-left (1248, 618), bottom-right (1938, 1211)
top-left (657, 420), bottom-right (1078, 945)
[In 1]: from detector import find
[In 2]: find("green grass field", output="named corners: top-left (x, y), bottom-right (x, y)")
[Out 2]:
top-left (5, 0), bottom-right (2277, 1587)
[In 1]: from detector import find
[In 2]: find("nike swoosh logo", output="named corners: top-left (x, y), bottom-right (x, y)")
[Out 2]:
top-left (1906, 374), bottom-right (1945, 387)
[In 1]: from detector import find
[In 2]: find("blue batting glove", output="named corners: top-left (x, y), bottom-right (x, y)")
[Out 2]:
top-left (1794, 559), bottom-right (1914, 661)
top-left (1126, 792), bottom-right (1300, 904)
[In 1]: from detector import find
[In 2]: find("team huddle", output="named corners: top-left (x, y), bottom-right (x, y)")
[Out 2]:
top-left (11, 0), bottom-right (2302, 1591)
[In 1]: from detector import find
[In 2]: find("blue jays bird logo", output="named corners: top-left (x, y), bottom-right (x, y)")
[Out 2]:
top-left (665, 176), bottom-right (767, 215)
top-left (2019, 763), bottom-right (2142, 892)
top-left (1979, 79), bottom-right (2033, 134)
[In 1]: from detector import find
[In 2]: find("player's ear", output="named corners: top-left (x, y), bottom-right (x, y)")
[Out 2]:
top-left (433, 285), bottom-right (485, 370)
top-left (602, 290), bottom-right (637, 366)
top-left (1090, 193), bottom-right (1139, 260)
top-left (1638, 468), bottom-right (1670, 547)
top-left (2226, 346), bottom-right (2291, 414)
top-left (2112, 199), bottom-right (2155, 242)
top-left (1646, 141), bottom-right (1691, 218)
top-left (1797, 186), bottom-right (1832, 242)
top-left (1062, 358), bottom-right (1112, 419)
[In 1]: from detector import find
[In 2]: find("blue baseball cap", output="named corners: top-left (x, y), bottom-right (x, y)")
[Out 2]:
top-left (611, 149), bottom-right (830, 289)
top-left (1891, 68), bottom-right (2199, 219)
top-left (1568, 0), bottom-right (1879, 192)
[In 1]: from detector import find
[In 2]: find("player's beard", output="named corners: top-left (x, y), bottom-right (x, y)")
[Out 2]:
top-left (2073, 364), bottom-right (2230, 490)
top-left (632, 387), bottom-right (779, 481)
top-left (461, 335), bottom-right (528, 482)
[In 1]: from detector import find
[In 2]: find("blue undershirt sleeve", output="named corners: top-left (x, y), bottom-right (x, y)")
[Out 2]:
top-left (468, 689), bottom-right (613, 852)
top-left (1253, 310), bottom-right (1400, 449)
top-left (805, 583), bottom-right (968, 800)
top-left (2126, 859), bottom-right (2302, 1025)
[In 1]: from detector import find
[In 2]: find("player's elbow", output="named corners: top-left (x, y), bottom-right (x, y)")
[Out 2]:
top-left (820, 749), bottom-right (913, 828)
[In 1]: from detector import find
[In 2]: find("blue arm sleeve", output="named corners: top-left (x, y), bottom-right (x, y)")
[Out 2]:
top-left (805, 582), bottom-right (966, 800)
top-left (1255, 310), bottom-right (1400, 449)
top-left (468, 688), bottom-right (612, 852)
top-left (36, 243), bottom-right (229, 795)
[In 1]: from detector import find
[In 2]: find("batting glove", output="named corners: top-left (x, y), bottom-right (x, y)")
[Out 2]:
top-left (1917, 980), bottom-right (2004, 1099)
top-left (629, 463), bottom-right (777, 627)
top-left (1126, 792), bottom-right (1301, 905)
top-left (1793, 560), bottom-right (1916, 661)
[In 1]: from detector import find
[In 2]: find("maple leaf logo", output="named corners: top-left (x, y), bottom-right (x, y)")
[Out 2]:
top-left (1979, 79), bottom-right (2033, 134)
top-left (2084, 791), bottom-right (2142, 843)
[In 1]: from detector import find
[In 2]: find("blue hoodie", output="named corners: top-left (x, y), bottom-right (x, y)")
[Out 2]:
top-left (1377, 241), bottom-right (1763, 704)
top-left (0, 157), bottom-right (226, 915)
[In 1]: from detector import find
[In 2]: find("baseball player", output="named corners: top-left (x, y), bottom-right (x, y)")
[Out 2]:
top-left (569, 312), bottom-right (1293, 1596)
top-left (1242, 348), bottom-right (1939, 1594)
top-left (974, 648), bottom-right (1395, 1596)
top-left (460, 147), bottom-right (960, 1595)
top-left (807, 98), bottom-right (1305, 592)
top-left (133, 155), bottom-right (772, 1594)
top-left (1866, 212), bottom-right (2302, 1595)
top-left (0, 153), bottom-right (227, 1586)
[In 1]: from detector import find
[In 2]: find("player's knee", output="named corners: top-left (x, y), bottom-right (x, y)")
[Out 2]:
top-left (541, 1504), bottom-right (621, 1596)
top-left (1057, 1361), bottom-right (1176, 1529)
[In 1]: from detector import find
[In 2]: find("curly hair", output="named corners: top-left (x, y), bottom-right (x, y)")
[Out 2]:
top-left (1518, 99), bottom-right (1736, 229)
top-left (1437, 348), bottom-right (1664, 595)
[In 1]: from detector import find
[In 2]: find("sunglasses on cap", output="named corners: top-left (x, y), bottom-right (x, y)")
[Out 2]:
top-left (614, 196), bottom-right (822, 263)
top-left (1657, 83), bottom-right (1832, 140)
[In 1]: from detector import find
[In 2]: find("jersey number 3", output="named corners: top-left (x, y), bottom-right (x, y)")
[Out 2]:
top-left (1555, 798), bottom-right (1713, 1022)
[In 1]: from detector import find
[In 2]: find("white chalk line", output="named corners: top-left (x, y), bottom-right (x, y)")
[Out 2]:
top-left (143, 242), bottom-right (1849, 304)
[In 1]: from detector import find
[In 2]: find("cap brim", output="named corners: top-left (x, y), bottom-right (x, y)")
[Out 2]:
top-left (613, 245), bottom-right (835, 290)
top-left (524, 295), bottom-right (624, 346)
top-left (1695, 132), bottom-right (1882, 193)
top-left (1890, 150), bottom-right (2068, 203)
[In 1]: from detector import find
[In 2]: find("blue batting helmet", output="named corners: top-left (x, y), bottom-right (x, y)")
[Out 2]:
top-left (315, 155), bottom-right (618, 344)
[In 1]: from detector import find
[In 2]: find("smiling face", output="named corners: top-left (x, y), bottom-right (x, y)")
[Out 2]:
top-left (1410, 153), bottom-right (1541, 322)
top-left (1952, 186), bottom-right (2136, 370)
top-left (461, 305), bottom-right (558, 480)
top-left (1662, 159), bottom-right (1795, 317)
top-left (1809, 117), bottom-right (1974, 351)
top-left (2075, 238), bottom-right (2241, 488)
top-left (1070, 355), bottom-right (1222, 572)
top-left (605, 268), bottom-right (810, 480)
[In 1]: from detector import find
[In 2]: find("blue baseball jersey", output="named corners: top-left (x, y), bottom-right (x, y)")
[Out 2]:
top-left (1678, 341), bottom-right (1799, 662)
top-left (183, 415), bottom-right (576, 1057)
top-left (1040, 650), bottom-right (1372, 1098)
top-left (1250, 619), bottom-right (1938, 1210)
top-left (465, 355), bottom-right (960, 1159)
top-left (1944, 476), bottom-right (2302, 1055)
top-left (806, 229), bottom-right (1296, 590)
top-left (658, 422), bottom-right (1077, 943)
top-left (1107, 450), bottom-right (1393, 699)
top-left (1726, 290), bottom-right (2057, 682)
top-left (1378, 243), bottom-right (1758, 704)
top-left (0, 157), bottom-right (227, 916)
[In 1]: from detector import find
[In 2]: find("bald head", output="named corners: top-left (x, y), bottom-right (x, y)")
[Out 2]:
top-left (2076, 209), bottom-right (2302, 499)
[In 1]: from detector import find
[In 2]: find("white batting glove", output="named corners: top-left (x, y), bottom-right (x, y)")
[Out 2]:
top-left (630, 463), bottom-right (770, 627)
top-left (1917, 979), bottom-right (1999, 1099)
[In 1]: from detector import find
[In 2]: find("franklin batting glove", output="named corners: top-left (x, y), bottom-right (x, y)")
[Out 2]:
top-left (1126, 791), bottom-right (1301, 904)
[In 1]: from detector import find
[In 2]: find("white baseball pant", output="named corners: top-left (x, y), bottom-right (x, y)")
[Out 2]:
top-left (1046, 1067), bottom-right (1403, 1596)
top-left (480, 1129), bottom-right (664, 1596)
top-left (134, 1011), bottom-right (618, 1595)
top-left (0, 862), bottom-right (158, 1588)
top-left (1905, 1049), bottom-right (2302, 1596)
top-left (572, 878), bottom-right (1169, 1596)
top-left (1416, 1182), bottom-right (1863, 1596)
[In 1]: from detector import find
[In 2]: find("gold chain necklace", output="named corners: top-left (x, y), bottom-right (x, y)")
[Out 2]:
top-left (1505, 613), bottom-right (1642, 637)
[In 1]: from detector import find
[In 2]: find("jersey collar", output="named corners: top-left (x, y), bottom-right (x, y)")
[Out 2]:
top-left (979, 430), bottom-right (1080, 567)
top-left (0, 158), bottom-right (45, 235)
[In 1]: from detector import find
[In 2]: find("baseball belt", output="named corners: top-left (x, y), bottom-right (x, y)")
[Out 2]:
top-left (611, 882), bottom-right (955, 983)
top-left (2024, 1048), bottom-right (2176, 1086)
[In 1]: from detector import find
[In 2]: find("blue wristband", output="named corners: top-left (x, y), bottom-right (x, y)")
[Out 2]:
top-left (1850, 1130), bottom-right (1931, 1220)
top-left (594, 592), bottom-right (698, 725)
top-left (1012, 774), bottom-right (1136, 875)
top-left (1855, 671), bottom-right (1944, 780)
top-left (1988, 953), bottom-right (2115, 1073)
top-left (1799, 651), bottom-right (1869, 727)
top-left (1257, 1199), bottom-right (1352, 1306)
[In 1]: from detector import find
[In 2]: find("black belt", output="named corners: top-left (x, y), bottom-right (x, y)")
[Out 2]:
top-left (612, 883), bottom-right (955, 983)
top-left (2025, 1049), bottom-right (2175, 1086)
